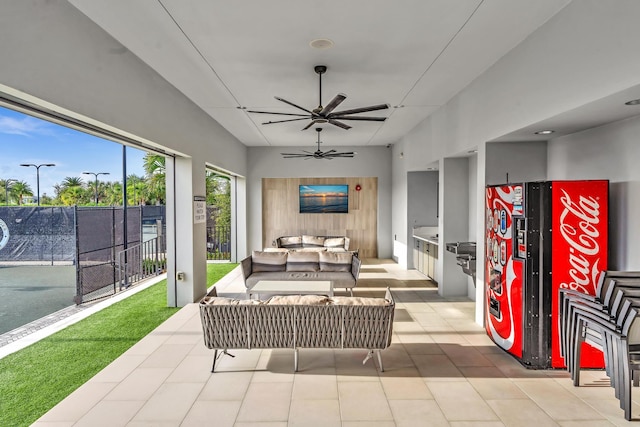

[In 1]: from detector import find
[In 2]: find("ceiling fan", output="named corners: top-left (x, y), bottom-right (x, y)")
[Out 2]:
top-left (247, 65), bottom-right (389, 131)
top-left (281, 128), bottom-right (356, 160)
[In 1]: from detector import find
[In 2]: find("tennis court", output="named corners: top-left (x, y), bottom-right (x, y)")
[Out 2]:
top-left (0, 265), bottom-right (76, 335)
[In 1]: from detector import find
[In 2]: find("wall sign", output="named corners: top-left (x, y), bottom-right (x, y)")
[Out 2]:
top-left (193, 196), bottom-right (206, 224)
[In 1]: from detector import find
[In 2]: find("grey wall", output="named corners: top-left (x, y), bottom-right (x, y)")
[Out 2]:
top-left (407, 171), bottom-right (438, 268)
top-left (486, 141), bottom-right (547, 185)
top-left (247, 145), bottom-right (392, 258)
top-left (548, 115), bottom-right (640, 270)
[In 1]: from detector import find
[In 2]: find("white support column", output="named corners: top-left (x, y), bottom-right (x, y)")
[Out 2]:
top-left (439, 157), bottom-right (470, 297)
top-left (165, 155), bottom-right (207, 306)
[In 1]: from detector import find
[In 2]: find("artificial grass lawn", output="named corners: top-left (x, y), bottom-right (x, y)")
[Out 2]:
top-left (0, 262), bottom-right (237, 427)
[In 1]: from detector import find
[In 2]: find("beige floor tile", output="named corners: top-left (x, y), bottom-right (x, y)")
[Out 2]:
top-left (236, 382), bottom-right (293, 422)
top-left (104, 367), bottom-right (173, 401)
top-left (338, 382), bottom-right (394, 421)
top-left (180, 400), bottom-right (241, 427)
top-left (123, 334), bottom-right (169, 357)
top-left (214, 348), bottom-right (262, 372)
top-left (467, 377), bottom-right (528, 400)
top-left (388, 399), bottom-right (449, 426)
top-left (166, 354), bottom-right (212, 383)
top-left (90, 354), bottom-right (147, 383)
top-left (234, 423), bottom-right (287, 427)
top-left (534, 397), bottom-right (608, 421)
top-left (557, 421), bottom-right (616, 427)
top-left (428, 381), bottom-right (499, 421)
top-left (288, 399), bottom-right (341, 427)
top-left (381, 375), bottom-right (433, 399)
top-left (487, 399), bottom-right (560, 426)
top-left (439, 343), bottom-right (495, 367)
top-left (411, 354), bottom-right (464, 381)
top-left (138, 343), bottom-right (193, 368)
top-left (198, 370), bottom-right (253, 400)
top-left (73, 400), bottom-right (144, 427)
top-left (450, 422), bottom-right (506, 427)
top-left (34, 381), bottom-right (117, 423)
top-left (342, 423), bottom-right (396, 427)
top-left (292, 374), bottom-right (338, 399)
top-left (130, 383), bottom-right (204, 422)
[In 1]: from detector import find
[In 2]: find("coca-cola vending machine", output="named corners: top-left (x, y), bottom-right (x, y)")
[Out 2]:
top-left (485, 180), bottom-right (608, 369)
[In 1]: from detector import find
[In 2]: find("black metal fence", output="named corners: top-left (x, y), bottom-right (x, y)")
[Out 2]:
top-left (207, 225), bottom-right (231, 260)
top-left (75, 206), bottom-right (141, 303)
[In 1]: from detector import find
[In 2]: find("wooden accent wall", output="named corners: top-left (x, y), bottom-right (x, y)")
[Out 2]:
top-left (262, 177), bottom-right (378, 257)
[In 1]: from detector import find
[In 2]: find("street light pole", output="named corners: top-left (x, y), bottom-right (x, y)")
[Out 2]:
top-left (82, 171), bottom-right (110, 204)
top-left (19, 163), bottom-right (55, 206)
top-left (4, 179), bottom-right (16, 206)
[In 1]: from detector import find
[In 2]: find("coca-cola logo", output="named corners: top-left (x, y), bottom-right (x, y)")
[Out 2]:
top-left (558, 189), bottom-right (601, 294)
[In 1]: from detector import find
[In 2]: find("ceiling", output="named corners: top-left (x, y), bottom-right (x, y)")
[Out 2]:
top-left (68, 0), bottom-right (587, 149)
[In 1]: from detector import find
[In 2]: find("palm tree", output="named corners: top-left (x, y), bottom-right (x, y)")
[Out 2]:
top-left (61, 176), bottom-right (84, 189)
top-left (0, 179), bottom-right (15, 205)
top-left (143, 153), bottom-right (166, 204)
top-left (58, 176), bottom-right (89, 205)
top-left (10, 180), bottom-right (33, 205)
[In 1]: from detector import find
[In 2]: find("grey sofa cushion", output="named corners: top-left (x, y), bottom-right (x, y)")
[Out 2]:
top-left (319, 252), bottom-right (352, 272)
top-left (286, 251), bottom-right (319, 272)
top-left (252, 251), bottom-right (287, 272)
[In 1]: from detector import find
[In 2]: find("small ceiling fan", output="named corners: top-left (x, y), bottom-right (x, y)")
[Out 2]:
top-left (281, 128), bottom-right (356, 160)
top-left (247, 65), bottom-right (389, 131)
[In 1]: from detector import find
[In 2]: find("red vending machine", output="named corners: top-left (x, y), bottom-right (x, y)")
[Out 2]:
top-left (485, 180), bottom-right (608, 368)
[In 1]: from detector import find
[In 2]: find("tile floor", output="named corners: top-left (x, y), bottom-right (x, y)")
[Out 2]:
top-left (32, 259), bottom-right (635, 426)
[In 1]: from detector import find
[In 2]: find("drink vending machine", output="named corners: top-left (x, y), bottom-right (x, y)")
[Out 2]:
top-left (485, 180), bottom-right (608, 368)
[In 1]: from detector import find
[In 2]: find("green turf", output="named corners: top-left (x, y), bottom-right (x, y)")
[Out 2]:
top-left (0, 262), bottom-right (237, 427)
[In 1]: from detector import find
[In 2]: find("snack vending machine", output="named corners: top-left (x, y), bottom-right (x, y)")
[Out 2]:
top-left (485, 180), bottom-right (608, 368)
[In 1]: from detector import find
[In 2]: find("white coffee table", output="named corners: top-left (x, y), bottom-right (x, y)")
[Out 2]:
top-left (248, 280), bottom-right (333, 299)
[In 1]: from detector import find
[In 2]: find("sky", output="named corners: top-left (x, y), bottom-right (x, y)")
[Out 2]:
top-left (0, 106), bottom-right (147, 198)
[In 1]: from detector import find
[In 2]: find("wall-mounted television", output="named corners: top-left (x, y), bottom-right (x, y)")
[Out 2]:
top-left (299, 185), bottom-right (348, 213)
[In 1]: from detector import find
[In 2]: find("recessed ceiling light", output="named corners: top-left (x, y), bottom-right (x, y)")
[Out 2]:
top-left (625, 99), bottom-right (640, 106)
top-left (309, 38), bottom-right (334, 49)
top-left (393, 105), bottom-right (405, 109)
top-left (535, 130), bottom-right (555, 135)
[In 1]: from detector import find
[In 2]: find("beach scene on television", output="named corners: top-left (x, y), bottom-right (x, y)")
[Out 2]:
top-left (299, 185), bottom-right (349, 213)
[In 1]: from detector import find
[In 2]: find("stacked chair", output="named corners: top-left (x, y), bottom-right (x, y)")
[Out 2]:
top-left (559, 270), bottom-right (640, 420)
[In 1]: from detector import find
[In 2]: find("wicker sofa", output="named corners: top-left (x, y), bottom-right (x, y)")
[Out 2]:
top-left (240, 250), bottom-right (361, 296)
top-left (199, 288), bottom-right (395, 372)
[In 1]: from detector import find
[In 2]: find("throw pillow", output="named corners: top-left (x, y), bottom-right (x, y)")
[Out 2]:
top-left (252, 251), bottom-right (287, 272)
top-left (319, 251), bottom-right (352, 272)
top-left (324, 237), bottom-right (345, 249)
top-left (330, 296), bottom-right (390, 306)
top-left (278, 236), bottom-right (302, 248)
top-left (266, 294), bottom-right (330, 305)
top-left (286, 251), bottom-right (320, 272)
top-left (302, 235), bottom-right (325, 247)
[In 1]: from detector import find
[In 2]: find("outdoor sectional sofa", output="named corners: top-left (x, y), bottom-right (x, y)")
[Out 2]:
top-left (240, 250), bottom-right (361, 296)
top-left (199, 288), bottom-right (395, 372)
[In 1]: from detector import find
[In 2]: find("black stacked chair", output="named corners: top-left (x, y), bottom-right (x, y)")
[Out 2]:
top-left (558, 270), bottom-right (640, 420)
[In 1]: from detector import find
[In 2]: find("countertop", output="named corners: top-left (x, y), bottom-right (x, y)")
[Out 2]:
top-left (412, 226), bottom-right (439, 245)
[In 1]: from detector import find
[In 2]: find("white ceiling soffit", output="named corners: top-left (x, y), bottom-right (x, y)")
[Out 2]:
top-left (69, 0), bottom-right (569, 148)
